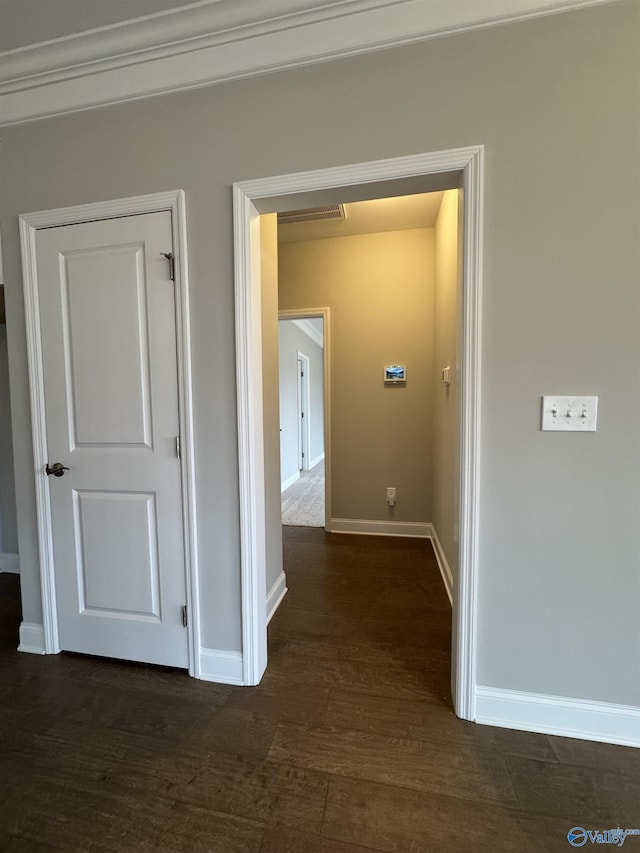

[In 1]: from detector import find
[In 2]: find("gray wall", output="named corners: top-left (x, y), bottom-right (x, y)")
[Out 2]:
top-left (0, 0), bottom-right (198, 52)
top-left (279, 230), bottom-right (434, 523)
top-left (0, 0), bottom-right (638, 704)
top-left (278, 320), bottom-right (324, 487)
top-left (0, 323), bottom-right (18, 560)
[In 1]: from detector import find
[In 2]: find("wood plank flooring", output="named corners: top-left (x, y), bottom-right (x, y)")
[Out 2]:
top-left (1, 528), bottom-right (639, 852)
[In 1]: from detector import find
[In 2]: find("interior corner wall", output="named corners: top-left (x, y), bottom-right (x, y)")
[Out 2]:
top-left (278, 229), bottom-right (435, 524)
top-left (260, 214), bottom-right (284, 596)
top-left (432, 190), bottom-right (460, 580)
top-left (0, 324), bottom-right (18, 563)
top-left (278, 320), bottom-right (323, 488)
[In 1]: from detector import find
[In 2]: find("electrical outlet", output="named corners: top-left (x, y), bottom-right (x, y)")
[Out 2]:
top-left (386, 487), bottom-right (396, 506)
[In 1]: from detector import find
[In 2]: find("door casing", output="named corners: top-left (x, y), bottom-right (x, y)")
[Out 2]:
top-left (233, 147), bottom-right (483, 719)
top-left (296, 351), bottom-right (310, 472)
top-left (19, 189), bottom-right (202, 678)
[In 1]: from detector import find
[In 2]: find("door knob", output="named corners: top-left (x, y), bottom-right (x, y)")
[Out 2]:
top-left (45, 462), bottom-right (69, 477)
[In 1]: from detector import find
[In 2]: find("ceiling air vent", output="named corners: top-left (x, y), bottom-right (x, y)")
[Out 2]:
top-left (277, 204), bottom-right (346, 225)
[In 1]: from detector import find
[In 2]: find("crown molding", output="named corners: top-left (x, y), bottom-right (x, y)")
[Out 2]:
top-left (0, 0), bottom-right (615, 126)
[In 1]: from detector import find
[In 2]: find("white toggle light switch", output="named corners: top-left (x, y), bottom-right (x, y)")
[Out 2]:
top-left (541, 396), bottom-right (598, 431)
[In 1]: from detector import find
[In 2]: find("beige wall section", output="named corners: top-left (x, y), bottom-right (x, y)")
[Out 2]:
top-left (279, 229), bottom-right (434, 524)
top-left (432, 190), bottom-right (460, 580)
top-left (260, 215), bottom-right (284, 595)
top-left (0, 1), bottom-right (638, 704)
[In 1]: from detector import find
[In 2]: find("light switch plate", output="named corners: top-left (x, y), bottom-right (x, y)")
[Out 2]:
top-left (541, 396), bottom-right (598, 431)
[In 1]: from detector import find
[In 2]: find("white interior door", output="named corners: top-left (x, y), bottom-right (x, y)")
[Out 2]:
top-left (35, 211), bottom-right (189, 668)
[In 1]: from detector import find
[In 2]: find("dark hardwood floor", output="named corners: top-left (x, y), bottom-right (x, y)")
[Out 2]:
top-left (1, 528), bottom-right (639, 852)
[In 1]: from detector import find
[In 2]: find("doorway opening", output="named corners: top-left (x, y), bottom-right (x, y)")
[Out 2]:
top-left (234, 147), bottom-right (483, 720)
top-left (278, 314), bottom-right (327, 529)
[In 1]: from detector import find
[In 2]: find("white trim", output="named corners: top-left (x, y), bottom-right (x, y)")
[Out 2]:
top-left (430, 527), bottom-right (453, 606)
top-left (309, 452), bottom-right (325, 470)
top-left (0, 552), bottom-right (20, 574)
top-left (199, 648), bottom-right (244, 686)
top-left (234, 189), bottom-right (267, 686)
top-left (267, 571), bottom-right (288, 624)
top-left (18, 622), bottom-right (46, 655)
top-left (19, 210), bottom-right (60, 654)
top-left (296, 350), bottom-right (311, 471)
top-left (281, 471), bottom-right (301, 493)
top-left (172, 192), bottom-right (202, 679)
top-left (475, 686), bottom-right (640, 749)
top-left (454, 147), bottom-right (483, 722)
top-left (331, 519), bottom-right (431, 538)
top-left (0, 0), bottom-right (612, 126)
top-left (235, 147), bottom-right (483, 720)
top-left (18, 190), bottom-right (201, 678)
top-left (292, 318), bottom-right (324, 348)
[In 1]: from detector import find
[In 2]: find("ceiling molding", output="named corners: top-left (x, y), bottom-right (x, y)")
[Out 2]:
top-left (0, 0), bottom-right (615, 126)
top-left (291, 318), bottom-right (324, 348)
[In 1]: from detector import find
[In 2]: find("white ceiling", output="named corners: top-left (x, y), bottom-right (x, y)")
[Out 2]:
top-left (305, 317), bottom-right (323, 335)
top-left (278, 192), bottom-right (444, 244)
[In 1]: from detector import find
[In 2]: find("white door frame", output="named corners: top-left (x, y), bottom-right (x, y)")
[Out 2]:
top-left (19, 189), bottom-right (202, 678)
top-left (296, 352), bottom-right (308, 471)
top-left (234, 147), bottom-right (483, 719)
top-left (279, 308), bottom-right (331, 530)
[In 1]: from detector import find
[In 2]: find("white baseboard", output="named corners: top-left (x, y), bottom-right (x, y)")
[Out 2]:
top-left (281, 471), bottom-right (301, 493)
top-left (475, 686), bottom-right (640, 749)
top-left (18, 622), bottom-right (46, 654)
top-left (309, 453), bottom-right (325, 469)
top-left (267, 570), bottom-right (288, 624)
top-left (198, 648), bottom-right (244, 685)
top-left (0, 552), bottom-right (20, 573)
top-left (331, 519), bottom-right (432, 538)
top-left (429, 527), bottom-right (453, 606)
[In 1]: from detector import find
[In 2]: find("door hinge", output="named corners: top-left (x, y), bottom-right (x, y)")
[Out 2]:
top-left (176, 435), bottom-right (181, 460)
top-left (160, 252), bottom-right (175, 281)
top-left (182, 605), bottom-right (188, 627)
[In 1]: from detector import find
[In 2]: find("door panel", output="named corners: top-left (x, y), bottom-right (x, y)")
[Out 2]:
top-left (74, 490), bottom-right (161, 619)
top-left (61, 244), bottom-right (153, 448)
top-left (35, 211), bottom-right (189, 668)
